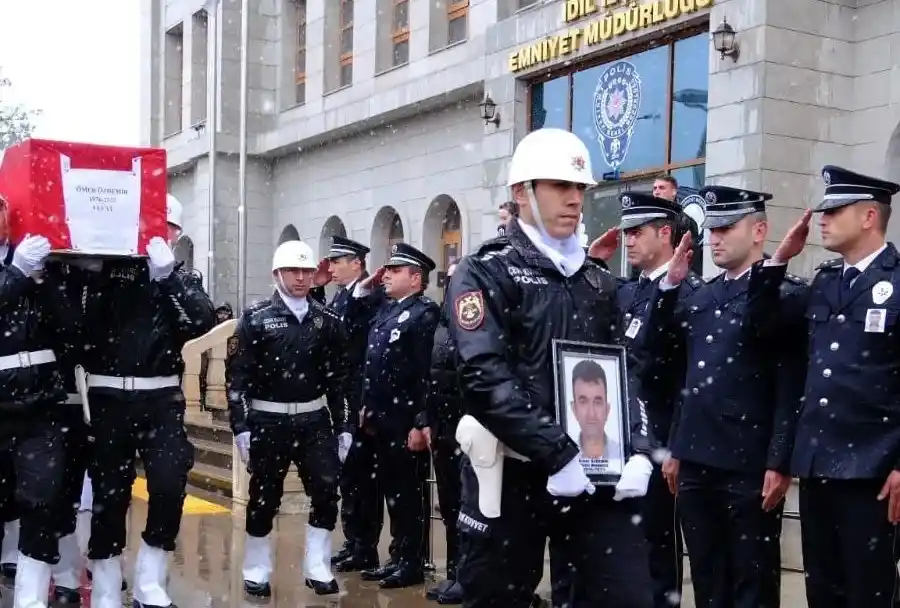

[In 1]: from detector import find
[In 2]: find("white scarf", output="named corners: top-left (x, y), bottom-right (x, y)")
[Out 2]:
top-left (275, 272), bottom-right (309, 322)
top-left (519, 221), bottom-right (585, 278)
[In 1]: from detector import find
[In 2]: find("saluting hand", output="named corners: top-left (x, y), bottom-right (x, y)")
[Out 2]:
top-left (664, 233), bottom-right (693, 286)
top-left (877, 470), bottom-right (900, 523)
top-left (313, 258), bottom-right (332, 287)
top-left (772, 209), bottom-right (812, 264)
top-left (360, 266), bottom-right (386, 291)
top-left (588, 228), bottom-right (620, 262)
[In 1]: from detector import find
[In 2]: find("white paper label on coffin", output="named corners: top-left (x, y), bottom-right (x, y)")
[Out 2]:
top-left (59, 154), bottom-right (142, 254)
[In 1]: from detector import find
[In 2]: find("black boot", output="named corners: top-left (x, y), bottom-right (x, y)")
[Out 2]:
top-left (331, 541), bottom-right (354, 565)
top-left (53, 586), bottom-right (82, 605)
top-left (378, 560), bottom-right (425, 589)
top-left (360, 561), bottom-right (397, 581)
top-left (437, 581), bottom-right (464, 604)
top-left (243, 580), bottom-right (271, 598)
top-left (426, 579), bottom-right (455, 600)
top-left (304, 578), bottom-right (339, 595)
top-left (335, 548), bottom-right (379, 573)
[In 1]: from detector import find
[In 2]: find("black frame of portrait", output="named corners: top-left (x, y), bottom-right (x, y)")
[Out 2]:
top-left (552, 339), bottom-right (631, 486)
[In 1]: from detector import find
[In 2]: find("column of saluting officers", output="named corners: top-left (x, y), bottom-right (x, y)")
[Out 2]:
top-left (3, 132), bottom-right (900, 608)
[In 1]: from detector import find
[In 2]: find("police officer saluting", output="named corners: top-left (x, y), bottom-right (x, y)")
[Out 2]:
top-left (348, 242), bottom-right (440, 589)
top-left (310, 236), bottom-right (384, 572)
top-left (589, 191), bottom-right (702, 607)
top-left (81, 200), bottom-right (215, 608)
top-left (448, 128), bottom-right (657, 608)
top-left (227, 240), bottom-right (350, 597)
top-left (771, 165), bottom-right (900, 607)
top-left (643, 185), bottom-right (809, 608)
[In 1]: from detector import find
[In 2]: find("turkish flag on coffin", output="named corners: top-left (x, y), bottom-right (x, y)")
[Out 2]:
top-left (0, 139), bottom-right (168, 256)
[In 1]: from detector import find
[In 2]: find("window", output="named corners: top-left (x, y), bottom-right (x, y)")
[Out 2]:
top-left (164, 24), bottom-right (184, 136)
top-left (527, 30), bottom-right (707, 182)
top-left (295, 1), bottom-right (307, 104)
top-left (448, 0), bottom-right (468, 45)
top-left (527, 29), bottom-right (708, 277)
top-left (340, 0), bottom-right (354, 87)
top-left (392, 0), bottom-right (410, 67)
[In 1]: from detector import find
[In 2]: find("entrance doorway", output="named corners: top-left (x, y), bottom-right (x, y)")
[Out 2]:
top-left (439, 203), bottom-right (462, 293)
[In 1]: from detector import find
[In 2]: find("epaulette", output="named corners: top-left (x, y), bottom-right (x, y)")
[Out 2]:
top-left (475, 237), bottom-right (511, 262)
top-left (310, 297), bottom-right (340, 320)
top-left (816, 257), bottom-right (843, 271)
top-left (241, 299), bottom-right (270, 318)
top-left (783, 271), bottom-right (808, 286)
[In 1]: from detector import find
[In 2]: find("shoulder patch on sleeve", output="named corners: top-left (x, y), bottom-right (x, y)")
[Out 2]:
top-left (817, 257), bottom-right (843, 271)
top-left (455, 290), bottom-right (485, 331)
top-left (227, 335), bottom-right (239, 356)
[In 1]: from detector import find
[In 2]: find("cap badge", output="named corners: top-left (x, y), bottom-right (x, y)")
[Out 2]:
top-left (621, 195), bottom-right (632, 208)
top-left (572, 156), bottom-right (586, 172)
top-left (705, 191), bottom-right (717, 203)
top-left (392, 244), bottom-right (398, 253)
top-left (740, 191), bottom-right (749, 200)
top-left (823, 171), bottom-right (831, 185)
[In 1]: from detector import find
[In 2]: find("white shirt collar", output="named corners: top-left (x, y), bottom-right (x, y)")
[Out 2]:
top-left (844, 243), bottom-right (887, 275)
top-left (725, 266), bottom-right (752, 281)
top-left (642, 259), bottom-right (671, 282)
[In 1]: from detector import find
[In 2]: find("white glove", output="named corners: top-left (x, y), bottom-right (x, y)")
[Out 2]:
top-left (613, 455), bottom-right (654, 501)
top-left (235, 431), bottom-right (251, 464)
top-left (12, 235), bottom-right (50, 277)
top-left (337, 432), bottom-right (353, 463)
top-left (146, 236), bottom-right (175, 281)
top-left (547, 457), bottom-right (596, 497)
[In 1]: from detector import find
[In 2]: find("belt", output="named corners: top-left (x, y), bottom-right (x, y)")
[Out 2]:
top-left (87, 375), bottom-right (180, 391)
top-left (250, 398), bottom-right (324, 415)
top-left (0, 350), bottom-right (56, 372)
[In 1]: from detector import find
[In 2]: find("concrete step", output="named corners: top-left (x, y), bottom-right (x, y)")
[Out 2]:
top-left (191, 436), bottom-right (233, 471)
top-left (185, 414), bottom-right (232, 445)
top-left (188, 461), bottom-right (233, 499)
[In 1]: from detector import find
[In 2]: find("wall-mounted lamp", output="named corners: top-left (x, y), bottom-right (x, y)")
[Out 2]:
top-left (479, 95), bottom-right (501, 126)
top-left (712, 17), bottom-right (739, 62)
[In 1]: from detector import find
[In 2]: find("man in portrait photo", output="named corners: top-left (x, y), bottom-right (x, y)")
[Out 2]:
top-left (569, 359), bottom-right (622, 463)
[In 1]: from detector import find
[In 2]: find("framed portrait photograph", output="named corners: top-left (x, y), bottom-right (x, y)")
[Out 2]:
top-left (552, 340), bottom-right (631, 486)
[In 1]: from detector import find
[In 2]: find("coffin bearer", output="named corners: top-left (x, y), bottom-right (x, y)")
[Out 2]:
top-left (0, 200), bottom-right (18, 582)
top-left (770, 165), bottom-right (900, 607)
top-left (81, 230), bottom-right (214, 608)
top-left (310, 236), bottom-right (385, 571)
top-left (642, 186), bottom-right (809, 608)
top-left (227, 240), bottom-right (351, 597)
top-left (347, 242), bottom-right (440, 589)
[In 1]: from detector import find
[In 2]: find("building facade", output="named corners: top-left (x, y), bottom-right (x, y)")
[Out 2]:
top-left (140, 0), bottom-right (900, 305)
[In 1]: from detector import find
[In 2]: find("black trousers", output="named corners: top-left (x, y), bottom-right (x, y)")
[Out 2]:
top-left (373, 429), bottom-right (429, 566)
top-left (246, 408), bottom-right (340, 536)
top-left (432, 433), bottom-right (462, 577)
top-left (87, 392), bottom-right (194, 559)
top-left (0, 407), bottom-right (67, 563)
top-left (678, 462), bottom-right (783, 608)
top-left (459, 458), bottom-right (652, 608)
top-left (54, 405), bottom-right (90, 538)
top-left (642, 464), bottom-right (683, 607)
top-left (340, 424), bottom-right (384, 552)
top-left (800, 478), bottom-right (899, 608)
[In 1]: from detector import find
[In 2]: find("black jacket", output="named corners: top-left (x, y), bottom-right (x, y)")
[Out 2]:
top-left (447, 220), bottom-right (653, 477)
top-left (0, 260), bottom-right (78, 410)
top-left (82, 258), bottom-right (215, 397)
top-left (226, 292), bottom-right (350, 435)
top-left (424, 308), bottom-right (464, 438)
top-left (644, 262), bottom-right (808, 473)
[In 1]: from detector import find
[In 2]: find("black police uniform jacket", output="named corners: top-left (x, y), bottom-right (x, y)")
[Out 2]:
top-left (0, 256), bottom-right (81, 410)
top-left (644, 261), bottom-right (808, 473)
top-left (447, 220), bottom-right (654, 477)
top-left (793, 245), bottom-right (900, 480)
top-left (424, 304), bottom-right (464, 440)
top-left (618, 269), bottom-right (703, 446)
top-left (345, 287), bottom-right (440, 434)
top-left (81, 259), bottom-right (215, 399)
top-left (226, 291), bottom-right (350, 436)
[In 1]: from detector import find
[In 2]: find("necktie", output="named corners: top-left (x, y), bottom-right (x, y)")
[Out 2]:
top-left (841, 267), bottom-right (861, 303)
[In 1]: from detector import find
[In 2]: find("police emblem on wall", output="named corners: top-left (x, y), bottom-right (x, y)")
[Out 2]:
top-left (593, 60), bottom-right (642, 171)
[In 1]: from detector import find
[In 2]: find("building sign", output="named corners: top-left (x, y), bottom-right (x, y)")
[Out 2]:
top-left (594, 61), bottom-right (642, 170)
top-left (508, 0), bottom-right (714, 73)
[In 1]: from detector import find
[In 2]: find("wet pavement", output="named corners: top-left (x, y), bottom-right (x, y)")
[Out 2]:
top-left (1, 482), bottom-right (809, 607)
